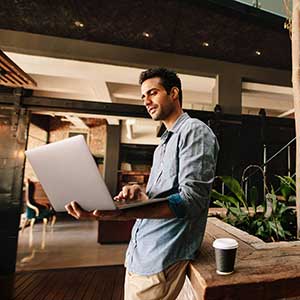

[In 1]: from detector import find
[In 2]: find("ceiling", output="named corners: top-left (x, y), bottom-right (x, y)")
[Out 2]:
top-left (0, 0), bottom-right (294, 121)
top-left (0, 0), bottom-right (291, 70)
top-left (4, 51), bottom-right (293, 118)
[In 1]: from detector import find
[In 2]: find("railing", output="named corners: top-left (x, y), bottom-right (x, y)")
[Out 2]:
top-left (241, 137), bottom-right (296, 200)
top-left (242, 165), bottom-right (267, 202)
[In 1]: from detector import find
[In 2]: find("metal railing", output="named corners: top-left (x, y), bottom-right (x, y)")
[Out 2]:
top-left (241, 137), bottom-right (296, 200)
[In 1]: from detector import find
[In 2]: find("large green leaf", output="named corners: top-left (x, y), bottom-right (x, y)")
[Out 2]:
top-left (213, 200), bottom-right (227, 209)
top-left (283, 176), bottom-right (296, 190)
top-left (255, 223), bottom-right (269, 239)
top-left (278, 204), bottom-right (293, 216)
top-left (269, 221), bottom-right (284, 239)
top-left (220, 176), bottom-right (248, 209)
top-left (281, 186), bottom-right (291, 200)
top-left (211, 189), bottom-right (239, 208)
top-left (228, 207), bottom-right (244, 217)
top-left (276, 175), bottom-right (296, 196)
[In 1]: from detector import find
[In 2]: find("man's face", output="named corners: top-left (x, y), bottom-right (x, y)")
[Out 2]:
top-left (141, 77), bottom-right (175, 121)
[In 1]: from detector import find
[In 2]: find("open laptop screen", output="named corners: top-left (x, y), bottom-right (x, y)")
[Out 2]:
top-left (25, 135), bottom-right (116, 212)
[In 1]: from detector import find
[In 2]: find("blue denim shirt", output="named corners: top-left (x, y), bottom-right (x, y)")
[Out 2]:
top-left (125, 113), bottom-right (219, 275)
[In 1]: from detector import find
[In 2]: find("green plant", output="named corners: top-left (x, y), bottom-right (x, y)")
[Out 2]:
top-left (211, 176), bottom-right (297, 242)
top-left (276, 175), bottom-right (296, 205)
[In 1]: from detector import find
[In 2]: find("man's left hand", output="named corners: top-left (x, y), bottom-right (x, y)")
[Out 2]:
top-left (93, 209), bottom-right (124, 220)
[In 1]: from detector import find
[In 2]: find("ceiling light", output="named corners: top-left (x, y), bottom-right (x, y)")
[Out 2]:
top-left (142, 32), bottom-right (151, 38)
top-left (255, 50), bottom-right (261, 56)
top-left (74, 21), bottom-right (84, 28)
top-left (202, 42), bottom-right (209, 47)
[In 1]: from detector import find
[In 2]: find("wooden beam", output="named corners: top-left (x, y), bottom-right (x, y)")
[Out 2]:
top-left (22, 96), bottom-right (150, 118)
top-left (292, 0), bottom-right (300, 238)
top-left (0, 50), bottom-right (36, 88)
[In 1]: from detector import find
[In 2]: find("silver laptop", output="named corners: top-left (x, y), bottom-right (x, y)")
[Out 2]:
top-left (25, 135), bottom-right (165, 212)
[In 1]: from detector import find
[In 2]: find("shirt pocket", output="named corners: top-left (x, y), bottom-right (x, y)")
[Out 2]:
top-left (162, 150), bottom-right (177, 177)
top-left (160, 136), bottom-right (178, 181)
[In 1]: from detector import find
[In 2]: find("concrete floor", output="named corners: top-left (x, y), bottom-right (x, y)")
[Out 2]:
top-left (16, 216), bottom-right (128, 272)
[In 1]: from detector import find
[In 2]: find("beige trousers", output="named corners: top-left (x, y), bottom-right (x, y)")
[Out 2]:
top-left (124, 260), bottom-right (189, 300)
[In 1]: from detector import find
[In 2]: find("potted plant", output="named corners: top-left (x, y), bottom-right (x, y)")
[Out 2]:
top-left (211, 176), bottom-right (297, 242)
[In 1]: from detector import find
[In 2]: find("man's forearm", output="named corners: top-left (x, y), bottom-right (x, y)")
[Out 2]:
top-left (110, 200), bottom-right (176, 221)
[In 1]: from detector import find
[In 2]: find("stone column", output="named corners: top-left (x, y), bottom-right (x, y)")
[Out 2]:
top-left (213, 74), bottom-right (242, 115)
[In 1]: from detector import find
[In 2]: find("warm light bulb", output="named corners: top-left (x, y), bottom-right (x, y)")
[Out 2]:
top-left (74, 21), bottom-right (84, 28)
top-left (142, 32), bottom-right (151, 38)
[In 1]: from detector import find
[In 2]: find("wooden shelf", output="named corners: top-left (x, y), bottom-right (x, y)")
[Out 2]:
top-left (117, 171), bottom-right (150, 191)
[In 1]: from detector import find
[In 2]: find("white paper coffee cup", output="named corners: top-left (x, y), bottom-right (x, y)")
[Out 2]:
top-left (213, 238), bottom-right (238, 275)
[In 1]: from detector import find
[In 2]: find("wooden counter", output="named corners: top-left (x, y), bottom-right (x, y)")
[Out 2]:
top-left (189, 217), bottom-right (300, 300)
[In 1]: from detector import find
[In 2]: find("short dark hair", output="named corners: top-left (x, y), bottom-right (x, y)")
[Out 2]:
top-left (139, 68), bottom-right (182, 106)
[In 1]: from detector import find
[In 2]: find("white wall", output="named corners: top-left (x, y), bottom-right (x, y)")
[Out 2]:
top-left (120, 118), bottom-right (160, 145)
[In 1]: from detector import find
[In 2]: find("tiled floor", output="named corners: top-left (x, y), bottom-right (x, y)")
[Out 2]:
top-left (16, 216), bottom-right (128, 272)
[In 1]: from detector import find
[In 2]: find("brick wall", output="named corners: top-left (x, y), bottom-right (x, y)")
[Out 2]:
top-left (24, 123), bottom-right (47, 180)
top-left (25, 115), bottom-right (107, 179)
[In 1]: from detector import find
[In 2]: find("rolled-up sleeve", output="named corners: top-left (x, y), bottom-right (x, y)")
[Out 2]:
top-left (168, 193), bottom-right (186, 218)
top-left (168, 123), bottom-right (218, 218)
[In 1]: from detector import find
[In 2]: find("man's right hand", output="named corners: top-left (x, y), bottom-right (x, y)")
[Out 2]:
top-left (65, 201), bottom-right (96, 220)
top-left (114, 184), bottom-right (144, 201)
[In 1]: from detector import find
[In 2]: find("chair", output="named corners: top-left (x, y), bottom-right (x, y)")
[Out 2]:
top-left (21, 179), bottom-right (56, 232)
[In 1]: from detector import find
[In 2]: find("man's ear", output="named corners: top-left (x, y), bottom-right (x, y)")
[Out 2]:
top-left (170, 87), bottom-right (179, 101)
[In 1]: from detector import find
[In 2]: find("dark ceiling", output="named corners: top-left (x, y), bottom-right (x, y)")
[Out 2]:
top-left (0, 0), bottom-right (292, 70)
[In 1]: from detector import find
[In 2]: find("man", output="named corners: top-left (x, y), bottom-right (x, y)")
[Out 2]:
top-left (66, 68), bottom-right (219, 300)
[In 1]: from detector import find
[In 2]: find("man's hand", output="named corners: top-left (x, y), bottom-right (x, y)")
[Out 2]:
top-left (114, 184), bottom-right (145, 201)
top-left (65, 201), bottom-right (124, 221)
top-left (65, 201), bottom-right (96, 220)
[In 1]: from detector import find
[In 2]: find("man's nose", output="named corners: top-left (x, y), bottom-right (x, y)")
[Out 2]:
top-left (144, 96), bottom-right (152, 106)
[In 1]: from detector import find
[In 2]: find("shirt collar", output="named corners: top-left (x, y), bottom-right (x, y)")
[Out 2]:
top-left (160, 112), bottom-right (190, 142)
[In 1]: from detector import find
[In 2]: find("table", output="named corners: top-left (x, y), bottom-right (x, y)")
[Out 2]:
top-left (189, 217), bottom-right (300, 300)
